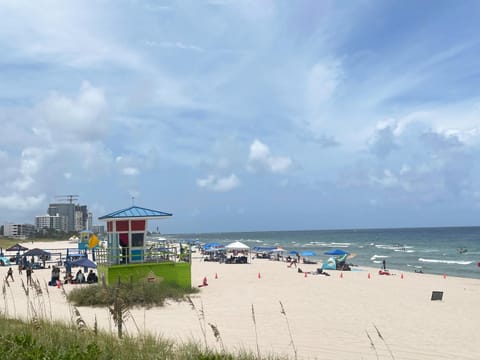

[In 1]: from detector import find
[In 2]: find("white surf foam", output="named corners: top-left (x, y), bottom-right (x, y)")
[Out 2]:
top-left (418, 258), bottom-right (473, 265)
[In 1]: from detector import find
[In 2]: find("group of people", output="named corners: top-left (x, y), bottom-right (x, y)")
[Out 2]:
top-left (6, 263), bottom-right (98, 286)
top-left (5, 265), bottom-right (34, 285)
top-left (63, 269), bottom-right (98, 284)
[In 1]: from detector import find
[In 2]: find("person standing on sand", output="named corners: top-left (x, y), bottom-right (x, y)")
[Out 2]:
top-left (382, 259), bottom-right (386, 270)
top-left (6, 267), bottom-right (14, 281)
top-left (26, 267), bottom-right (33, 286)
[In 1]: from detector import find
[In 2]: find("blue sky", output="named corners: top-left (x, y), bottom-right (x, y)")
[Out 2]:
top-left (1, 0), bottom-right (480, 233)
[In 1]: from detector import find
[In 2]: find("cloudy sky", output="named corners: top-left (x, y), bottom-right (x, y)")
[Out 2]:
top-left (1, 0), bottom-right (480, 233)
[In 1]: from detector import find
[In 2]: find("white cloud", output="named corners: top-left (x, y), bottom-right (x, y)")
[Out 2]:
top-left (123, 167), bottom-right (139, 176)
top-left (304, 60), bottom-right (342, 134)
top-left (145, 40), bottom-right (204, 52)
top-left (368, 119), bottom-right (399, 158)
top-left (247, 139), bottom-right (292, 174)
top-left (11, 147), bottom-right (53, 192)
top-left (0, 192), bottom-right (46, 211)
top-left (0, 2), bottom-right (144, 69)
top-left (37, 81), bottom-right (108, 143)
top-left (196, 174), bottom-right (240, 192)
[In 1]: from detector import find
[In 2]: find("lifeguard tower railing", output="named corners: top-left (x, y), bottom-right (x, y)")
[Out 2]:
top-left (94, 243), bottom-right (192, 266)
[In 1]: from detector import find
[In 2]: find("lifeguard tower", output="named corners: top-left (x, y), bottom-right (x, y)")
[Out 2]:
top-left (96, 205), bottom-right (191, 288)
top-left (78, 229), bottom-right (94, 251)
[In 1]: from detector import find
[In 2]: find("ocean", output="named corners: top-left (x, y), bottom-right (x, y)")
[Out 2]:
top-left (164, 226), bottom-right (480, 279)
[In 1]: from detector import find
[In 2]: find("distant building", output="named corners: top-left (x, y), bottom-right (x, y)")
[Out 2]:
top-left (4, 223), bottom-right (35, 239)
top-left (35, 214), bottom-right (66, 232)
top-left (48, 203), bottom-right (76, 232)
top-left (46, 202), bottom-right (90, 232)
top-left (91, 225), bottom-right (105, 234)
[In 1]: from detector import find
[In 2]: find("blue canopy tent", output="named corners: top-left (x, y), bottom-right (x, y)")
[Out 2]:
top-left (300, 250), bottom-right (317, 257)
top-left (252, 246), bottom-right (277, 252)
top-left (71, 257), bottom-right (97, 269)
top-left (202, 243), bottom-right (224, 250)
top-left (322, 249), bottom-right (352, 270)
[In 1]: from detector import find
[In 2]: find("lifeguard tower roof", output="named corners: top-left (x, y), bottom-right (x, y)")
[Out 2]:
top-left (98, 206), bottom-right (172, 220)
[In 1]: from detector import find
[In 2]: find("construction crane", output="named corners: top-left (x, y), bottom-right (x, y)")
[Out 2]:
top-left (55, 194), bottom-right (79, 204)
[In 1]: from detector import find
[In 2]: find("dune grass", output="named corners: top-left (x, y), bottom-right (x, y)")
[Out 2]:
top-left (67, 280), bottom-right (199, 308)
top-left (0, 316), bottom-right (287, 360)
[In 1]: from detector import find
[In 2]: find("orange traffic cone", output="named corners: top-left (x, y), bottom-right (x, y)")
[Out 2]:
top-left (443, 273), bottom-right (447, 279)
top-left (215, 272), bottom-right (218, 279)
top-left (340, 272), bottom-right (343, 278)
top-left (368, 272), bottom-right (371, 279)
top-left (401, 273), bottom-right (404, 279)
top-left (304, 271), bottom-right (308, 278)
top-left (258, 272), bottom-right (261, 279)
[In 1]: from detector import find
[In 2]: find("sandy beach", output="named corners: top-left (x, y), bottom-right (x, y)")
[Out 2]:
top-left (1, 240), bottom-right (479, 359)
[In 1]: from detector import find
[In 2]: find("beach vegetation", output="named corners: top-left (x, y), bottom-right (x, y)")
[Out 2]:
top-left (0, 316), bottom-right (287, 360)
top-left (67, 280), bottom-right (199, 307)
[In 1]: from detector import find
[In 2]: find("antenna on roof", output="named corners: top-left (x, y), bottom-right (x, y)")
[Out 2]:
top-left (55, 194), bottom-right (79, 204)
top-left (131, 196), bottom-right (135, 206)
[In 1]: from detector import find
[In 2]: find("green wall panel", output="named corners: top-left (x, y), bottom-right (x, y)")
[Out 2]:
top-left (98, 262), bottom-right (191, 289)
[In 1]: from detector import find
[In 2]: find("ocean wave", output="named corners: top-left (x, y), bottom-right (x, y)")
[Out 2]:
top-left (370, 255), bottom-right (389, 260)
top-left (375, 244), bottom-right (413, 251)
top-left (418, 258), bottom-right (473, 265)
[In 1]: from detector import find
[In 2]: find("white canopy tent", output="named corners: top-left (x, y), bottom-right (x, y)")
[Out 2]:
top-left (225, 241), bottom-right (250, 250)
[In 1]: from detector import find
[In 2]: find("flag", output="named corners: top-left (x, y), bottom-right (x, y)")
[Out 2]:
top-left (88, 234), bottom-right (100, 249)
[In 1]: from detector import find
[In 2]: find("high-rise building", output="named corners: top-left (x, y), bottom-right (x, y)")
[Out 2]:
top-left (37, 196), bottom-right (90, 233)
top-left (75, 205), bottom-right (89, 231)
top-left (48, 203), bottom-right (76, 232)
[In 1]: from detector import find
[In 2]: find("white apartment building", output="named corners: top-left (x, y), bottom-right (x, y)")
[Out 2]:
top-left (4, 223), bottom-right (35, 239)
top-left (35, 214), bottom-right (66, 232)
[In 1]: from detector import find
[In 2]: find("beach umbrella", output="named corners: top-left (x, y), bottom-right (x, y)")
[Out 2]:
top-left (270, 247), bottom-right (285, 253)
top-left (6, 243), bottom-right (29, 252)
top-left (71, 257), bottom-right (97, 269)
top-left (289, 250), bottom-right (299, 255)
top-left (324, 249), bottom-right (350, 256)
top-left (300, 250), bottom-right (316, 257)
top-left (202, 242), bottom-right (223, 250)
top-left (253, 246), bottom-right (276, 252)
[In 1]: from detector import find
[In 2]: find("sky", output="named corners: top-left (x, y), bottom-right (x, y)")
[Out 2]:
top-left (1, 0), bottom-right (480, 234)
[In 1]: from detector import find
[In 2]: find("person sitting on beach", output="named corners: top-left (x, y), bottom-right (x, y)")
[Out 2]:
top-left (87, 270), bottom-right (98, 284)
top-left (75, 269), bottom-right (85, 284)
top-left (64, 272), bottom-right (73, 284)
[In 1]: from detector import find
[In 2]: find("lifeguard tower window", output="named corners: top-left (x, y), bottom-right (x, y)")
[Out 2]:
top-left (132, 233), bottom-right (144, 247)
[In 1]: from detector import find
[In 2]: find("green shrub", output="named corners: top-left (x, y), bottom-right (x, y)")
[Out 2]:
top-left (67, 281), bottom-right (198, 307)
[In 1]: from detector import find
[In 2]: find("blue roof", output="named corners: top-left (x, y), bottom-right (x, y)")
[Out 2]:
top-left (98, 206), bottom-right (173, 220)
